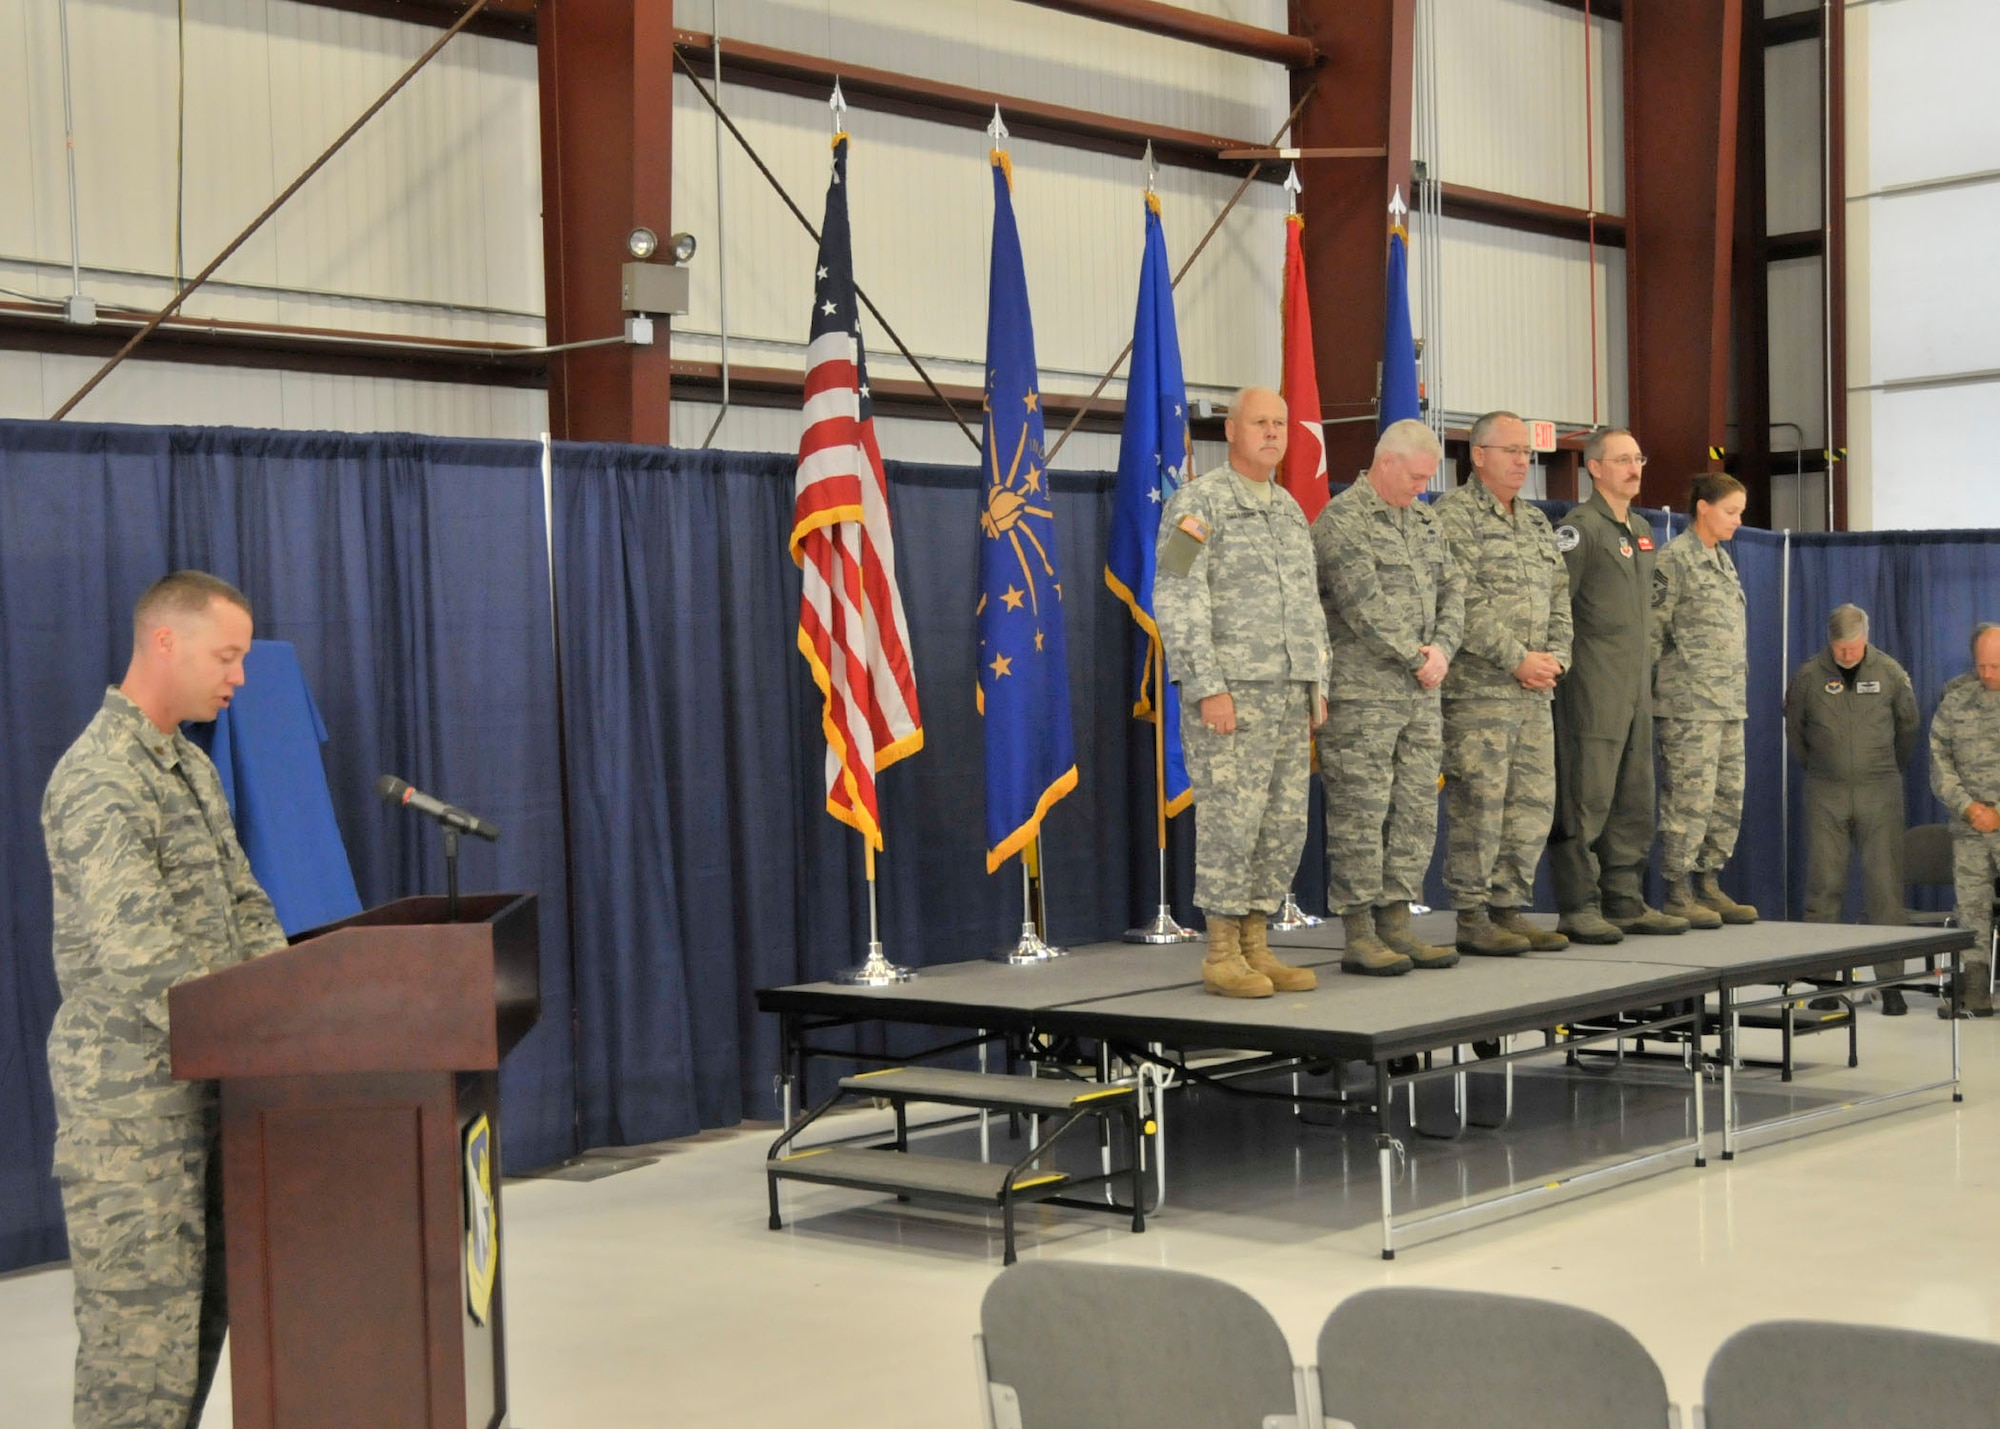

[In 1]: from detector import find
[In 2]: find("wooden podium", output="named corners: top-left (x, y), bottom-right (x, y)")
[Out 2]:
top-left (170, 893), bottom-right (541, 1429)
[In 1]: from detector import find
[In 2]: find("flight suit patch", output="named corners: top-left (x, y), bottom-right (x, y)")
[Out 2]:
top-left (1618, 538), bottom-right (1633, 558)
top-left (1857, 680), bottom-right (1881, 694)
top-left (1554, 525), bottom-right (1581, 553)
top-left (1825, 680), bottom-right (1844, 694)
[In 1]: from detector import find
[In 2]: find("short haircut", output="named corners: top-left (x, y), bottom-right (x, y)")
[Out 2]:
top-left (1583, 427), bottom-right (1634, 466)
top-left (133, 571), bottom-right (252, 642)
top-left (1689, 471), bottom-right (1746, 516)
top-left (1972, 623), bottom-right (2000, 663)
top-left (1827, 604), bottom-right (1869, 643)
top-left (1375, 417), bottom-right (1442, 462)
top-left (1227, 387), bottom-right (1283, 423)
top-left (1467, 410), bottom-right (1522, 448)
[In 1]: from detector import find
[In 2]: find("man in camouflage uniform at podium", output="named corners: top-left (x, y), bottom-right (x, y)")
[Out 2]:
top-left (42, 571), bottom-right (287, 1429)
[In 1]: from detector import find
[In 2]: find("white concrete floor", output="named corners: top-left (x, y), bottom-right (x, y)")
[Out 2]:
top-left (4, 1005), bottom-right (1997, 1428)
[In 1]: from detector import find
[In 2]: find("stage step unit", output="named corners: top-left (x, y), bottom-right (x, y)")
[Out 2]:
top-left (766, 1066), bottom-right (1150, 1264)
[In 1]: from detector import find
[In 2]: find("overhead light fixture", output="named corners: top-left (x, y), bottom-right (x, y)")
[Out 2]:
top-left (627, 227), bottom-right (659, 260)
top-left (667, 232), bottom-right (697, 264)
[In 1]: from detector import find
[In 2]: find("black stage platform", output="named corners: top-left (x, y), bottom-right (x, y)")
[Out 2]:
top-left (758, 915), bottom-right (1971, 1255)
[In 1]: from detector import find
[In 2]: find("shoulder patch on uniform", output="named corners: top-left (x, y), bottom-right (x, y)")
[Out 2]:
top-left (1176, 514), bottom-right (1210, 542)
top-left (1554, 524), bottom-right (1581, 553)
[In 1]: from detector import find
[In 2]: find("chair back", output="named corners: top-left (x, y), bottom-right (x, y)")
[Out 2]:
top-left (1703, 1319), bottom-right (2000, 1428)
top-left (978, 1262), bottom-right (1301, 1429)
top-left (1904, 822), bottom-right (1956, 889)
top-left (1316, 1287), bottom-right (1671, 1429)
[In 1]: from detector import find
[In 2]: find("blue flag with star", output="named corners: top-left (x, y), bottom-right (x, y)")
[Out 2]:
top-left (1104, 193), bottom-right (1192, 816)
top-left (976, 152), bottom-right (1077, 873)
top-left (1380, 222), bottom-right (1421, 430)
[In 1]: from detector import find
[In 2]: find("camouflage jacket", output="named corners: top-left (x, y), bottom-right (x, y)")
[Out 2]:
top-left (1651, 528), bottom-right (1748, 719)
top-left (1311, 477), bottom-right (1464, 700)
top-left (1155, 466), bottom-right (1329, 703)
top-left (1435, 479), bottom-right (1572, 702)
top-left (1929, 672), bottom-right (2000, 836)
top-left (42, 688), bottom-right (286, 1135)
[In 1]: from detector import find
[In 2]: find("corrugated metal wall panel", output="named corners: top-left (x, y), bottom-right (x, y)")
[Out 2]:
top-left (1407, 217), bottom-right (1626, 429)
top-left (1764, 37), bottom-right (1822, 236)
top-left (1766, 253), bottom-right (1825, 451)
top-left (699, 0), bottom-right (1288, 144)
top-left (1867, 0), bottom-right (2000, 190)
top-left (0, 0), bottom-right (542, 346)
top-left (0, 347), bottom-right (549, 436)
top-left (671, 74), bottom-right (1285, 405)
top-left (1433, 0), bottom-right (1624, 214)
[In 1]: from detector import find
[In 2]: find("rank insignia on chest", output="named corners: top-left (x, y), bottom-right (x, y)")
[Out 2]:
top-left (1636, 535), bottom-right (1654, 551)
top-left (1618, 538), bottom-right (1633, 558)
top-left (1857, 680), bottom-right (1882, 694)
top-left (1825, 680), bottom-right (1844, 694)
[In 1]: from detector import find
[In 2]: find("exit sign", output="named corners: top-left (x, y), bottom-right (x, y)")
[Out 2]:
top-left (1529, 420), bottom-right (1557, 452)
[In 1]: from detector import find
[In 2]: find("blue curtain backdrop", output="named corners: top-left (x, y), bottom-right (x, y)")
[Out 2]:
top-left (0, 421), bottom-right (574, 1273)
top-left (548, 445), bottom-right (1192, 1148)
top-left (6, 420), bottom-right (2000, 1276)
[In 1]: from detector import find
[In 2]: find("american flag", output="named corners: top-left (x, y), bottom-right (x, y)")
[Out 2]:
top-left (789, 133), bottom-right (923, 849)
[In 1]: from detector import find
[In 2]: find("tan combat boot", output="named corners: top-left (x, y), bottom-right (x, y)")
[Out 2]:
top-left (1557, 905), bottom-right (1624, 944)
top-left (1662, 877), bottom-right (1724, 930)
top-left (1491, 906), bottom-right (1569, 950)
top-left (1694, 872), bottom-right (1758, 924)
top-left (1605, 898), bottom-right (1690, 936)
top-left (1339, 908), bottom-right (1412, 977)
top-left (1455, 906), bottom-right (1531, 956)
top-left (1241, 911), bottom-right (1317, 991)
top-left (1201, 913), bottom-right (1273, 998)
top-left (1376, 901), bottom-right (1460, 969)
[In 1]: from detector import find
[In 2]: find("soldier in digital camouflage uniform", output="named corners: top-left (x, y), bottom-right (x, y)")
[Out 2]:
top-left (1437, 412), bottom-right (1573, 956)
top-left (1785, 604), bottom-right (1921, 1013)
top-left (1927, 622), bottom-right (2000, 1018)
top-left (1651, 472), bottom-right (1757, 931)
top-left (1311, 418), bottom-right (1465, 975)
top-left (1548, 428), bottom-right (1688, 942)
top-left (43, 571), bottom-right (287, 1429)
top-left (1156, 386), bottom-right (1331, 998)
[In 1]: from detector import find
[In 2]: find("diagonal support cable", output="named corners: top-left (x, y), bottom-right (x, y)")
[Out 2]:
top-left (1045, 82), bottom-right (1317, 462)
top-left (673, 49), bottom-right (980, 450)
top-left (51, 0), bottom-right (493, 420)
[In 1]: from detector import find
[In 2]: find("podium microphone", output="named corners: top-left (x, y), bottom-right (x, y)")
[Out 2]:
top-left (376, 775), bottom-right (501, 842)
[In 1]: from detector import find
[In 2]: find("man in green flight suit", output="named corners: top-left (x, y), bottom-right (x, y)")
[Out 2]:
top-left (1547, 429), bottom-right (1688, 942)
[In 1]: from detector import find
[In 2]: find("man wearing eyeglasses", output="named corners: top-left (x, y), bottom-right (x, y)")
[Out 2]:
top-left (1436, 412), bottom-right (1573, 955)
top-left (1547, 429), bottom-right (1689, 941)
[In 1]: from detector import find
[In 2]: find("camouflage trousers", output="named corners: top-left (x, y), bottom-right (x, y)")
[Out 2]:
top-left (1442, 698), bottom-right (1555, 910)
top-left (1316, 695), bottom-right (1441, 913)
top-left (1656, 717), bottom-right (1746, 880)
top-left (57, 1106), bottom-right (227, 1429)
top-left (1951, 831), bottom-right (2000, 1003)
top-left (1181, 680), bottom-right (1313, 915)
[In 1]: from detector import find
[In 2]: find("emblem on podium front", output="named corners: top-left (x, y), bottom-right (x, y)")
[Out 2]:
top-left (464, 1115), bottom-right (498, 1325)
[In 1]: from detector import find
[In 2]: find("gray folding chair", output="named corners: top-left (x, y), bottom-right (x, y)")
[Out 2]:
top-left (1314, 1287), bottom-right (1678, 1429)
top-left (975, 1262), bottom-right (1307, 1429)
top-left (1903, 822), bottom-right (1958, 929)
top-left (1701, 1319), bottom-right (2000, 1428)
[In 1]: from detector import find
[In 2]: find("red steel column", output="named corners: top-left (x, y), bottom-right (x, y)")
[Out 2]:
top-left (1624, 0), bottom-right (1743, 512)
top-left (1291, 0), bottom-right (1416, 485)
top-left (538, 0), bottom-right (675, 443)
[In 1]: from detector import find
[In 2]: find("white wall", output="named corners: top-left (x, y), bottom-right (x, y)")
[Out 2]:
top-left (1418, 0), bottom-right (1627, 433)
top-left (0, 0), bottom-right (544, 429)
top-left (1847, 0), bottom-right (2000, 530)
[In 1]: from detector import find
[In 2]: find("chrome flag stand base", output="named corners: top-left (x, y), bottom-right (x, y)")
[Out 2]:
top-left (1270, 888), bottom-right (1322, 930)
top-left (993, 920), bottom-right (1061, 964)
top-left (1126, 904), bottom-right (1195, 944)
top-left (833, 940), bottom-right (915, 986)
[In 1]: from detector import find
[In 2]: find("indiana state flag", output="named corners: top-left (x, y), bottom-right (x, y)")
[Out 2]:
top-left (976, 150), bottom-right (1077, 873)
top-left (1104, 192), bottom-right (1192, 816)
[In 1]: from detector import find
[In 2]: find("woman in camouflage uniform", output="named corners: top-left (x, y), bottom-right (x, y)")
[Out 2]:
top-left (1651, 472), bottom-right (1758, 927)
